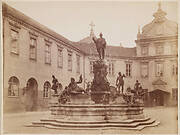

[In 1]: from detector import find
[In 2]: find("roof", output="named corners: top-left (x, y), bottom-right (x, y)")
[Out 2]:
top-left (2, 2), bottom-right (84, 54)
top-left (149, 89), bottom-right (170, 94)
top-left (79, 36), bottom-right (95, 44)
top-left (152, 78), bottom-right (167, 85)
top-left (141, 3), bottom-right (178, 38)
top-left (2, 3), bottom-right (136, 57)
top-left (72, 42), bottom-right (137, 57)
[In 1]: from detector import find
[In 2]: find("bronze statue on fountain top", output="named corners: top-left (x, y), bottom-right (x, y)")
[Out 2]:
top-left (92, 33), bottom-right (106, 60)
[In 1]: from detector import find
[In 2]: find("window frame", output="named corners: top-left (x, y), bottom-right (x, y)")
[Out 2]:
top-left (108, 61), bottom-right (115, 76)
top-left (172, 88), bottom-right (178, 101)
top-left (29, 37), bottom-right (37, 60)
top-left (141, 45), bottom-right (148, 56)
top-left (8, 76), bottom-right (19, 97)
top-left (155, 62), bottom-right (164, 77)
top-left (45, 43), bottom-right (51, 65)
top-left (57, 47), bottom-right (63, 68)
top-left (156, 43), bottom-right (164, 55)
top-left (125, 62), bottom-right (132, 77)
top-left (172, 63), bottom-right (178, 76)
top-left (43, 81), bottom-right (51, 98)
top-left (68, 52), bottom-right (72, 72)
top-left (140, 62), bottom-right (149, 78)
top-left (76, 54), bottom-right (81, 74)
top-left (10, 29), bottom-right (19, 55)
top-left (171, 42), bottom-right (178, 55)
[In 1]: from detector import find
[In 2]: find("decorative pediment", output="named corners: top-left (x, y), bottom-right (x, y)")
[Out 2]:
top-left (151, 78), bottom-right (167, 93)
top-left (152, 78), bottom-right (167, 85)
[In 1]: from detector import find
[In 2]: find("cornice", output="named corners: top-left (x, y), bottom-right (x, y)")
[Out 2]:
top-left (135, 35), bottom-right (178, 44)
top-left (134, 55), bottom-right (178, 60)
top-left (86, 54), bottom-right (137, 60)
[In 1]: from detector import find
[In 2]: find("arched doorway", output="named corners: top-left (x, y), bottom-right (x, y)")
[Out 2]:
top-left (25, 78), bottom-right (38, 111)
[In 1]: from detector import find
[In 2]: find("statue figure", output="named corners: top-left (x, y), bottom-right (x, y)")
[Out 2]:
top-left (116, 72), bottom-right (126, 94)
top-left (134, 80), bottom-right (140, 96)
top-left (92, 33), bottom-right (106, 60)
top-left (123, 87), bottom-right (134, 104)
top-left (51, 75), bottom-right (58, 94)
top-left (67, 75), bottom-right (84, 93)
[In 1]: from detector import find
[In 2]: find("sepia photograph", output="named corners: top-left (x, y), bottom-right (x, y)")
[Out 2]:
top-left (1, 0), bottom-right (178, 134)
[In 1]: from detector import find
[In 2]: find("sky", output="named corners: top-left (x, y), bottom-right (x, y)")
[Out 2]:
top-left (4, 0), bottom-right (178, 47)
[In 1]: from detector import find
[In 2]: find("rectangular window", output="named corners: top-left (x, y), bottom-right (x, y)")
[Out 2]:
top-left (90, 61), bottom-right (94, 74)
top-left (126, 63), bottom-right (132, 77)
top-left (45, 44), bottom-right (51, 64)
top-left (141, 46), bottom-right (148, 56)
top-left (172, 63), bottom-right (178, 75)
top-left (68, 53), bottom-right (72, 71)
top-left (43, 82), bottom-right (51, 98)
top-left (108, 61), bottom-right (114, 75)
top-left (30, 37), bottom-right (37, 60)
top-left (156, 45), bottom-right (164, 55)
top-left (76, 55), bottom-right (80, 73)
top-left (171, 44), bottom-right (177, 55)
top-left (156, 63), bottom-right (163, 76)
top-left (57, 48), bottom-right (63, 68)
top-left (141, 63), bottom-right (148, 78)
top-left (172, 88), bottom-right (178, 101)
top-left (10, 29), bottom-right (19, 54)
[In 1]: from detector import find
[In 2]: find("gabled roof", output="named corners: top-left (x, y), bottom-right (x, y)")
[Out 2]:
top-left (152, 78), bottom-right (167, 85)
top-left (72, 42), bottom-right (137, 57)
top-left (149, 89), bottom-right (170, 94)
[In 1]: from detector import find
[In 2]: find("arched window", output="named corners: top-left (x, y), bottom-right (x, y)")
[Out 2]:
top-left (8, 76), bottom-right (19, 97)
top-left (43, 81), bottom-right (51, 98)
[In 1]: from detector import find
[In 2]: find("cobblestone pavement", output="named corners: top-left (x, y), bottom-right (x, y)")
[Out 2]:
top-left (3, 106), bottom-right (178, 134)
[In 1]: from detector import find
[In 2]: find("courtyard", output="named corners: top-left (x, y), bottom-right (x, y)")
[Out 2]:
top-left (3, 106), bottom-right (178, 134)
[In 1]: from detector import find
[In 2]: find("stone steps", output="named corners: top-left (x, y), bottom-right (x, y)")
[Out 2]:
top-left (26, 117), bottom-right (160, 130)
top-left (43, 120), bottom-right (160, 131)
top-left (39, 117), bottom-right (150, 124)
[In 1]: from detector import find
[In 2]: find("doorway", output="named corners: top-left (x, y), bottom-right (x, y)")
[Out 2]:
top-left (25, 78), bottom-right (38, 111)
top-left (149, 89), bottom-right (169, 106)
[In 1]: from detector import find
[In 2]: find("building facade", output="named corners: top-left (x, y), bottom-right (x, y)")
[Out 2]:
top-left (3, 3), bottom-right (85, 112)
top-left (2, 3), bottom-right (178, 112)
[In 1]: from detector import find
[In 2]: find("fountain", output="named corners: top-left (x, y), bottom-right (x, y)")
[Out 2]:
top-left (27, 34), bottom-right (160, 130)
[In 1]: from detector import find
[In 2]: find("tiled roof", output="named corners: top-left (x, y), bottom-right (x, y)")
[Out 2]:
top-left (72, 42), bottom-right (137, 57)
